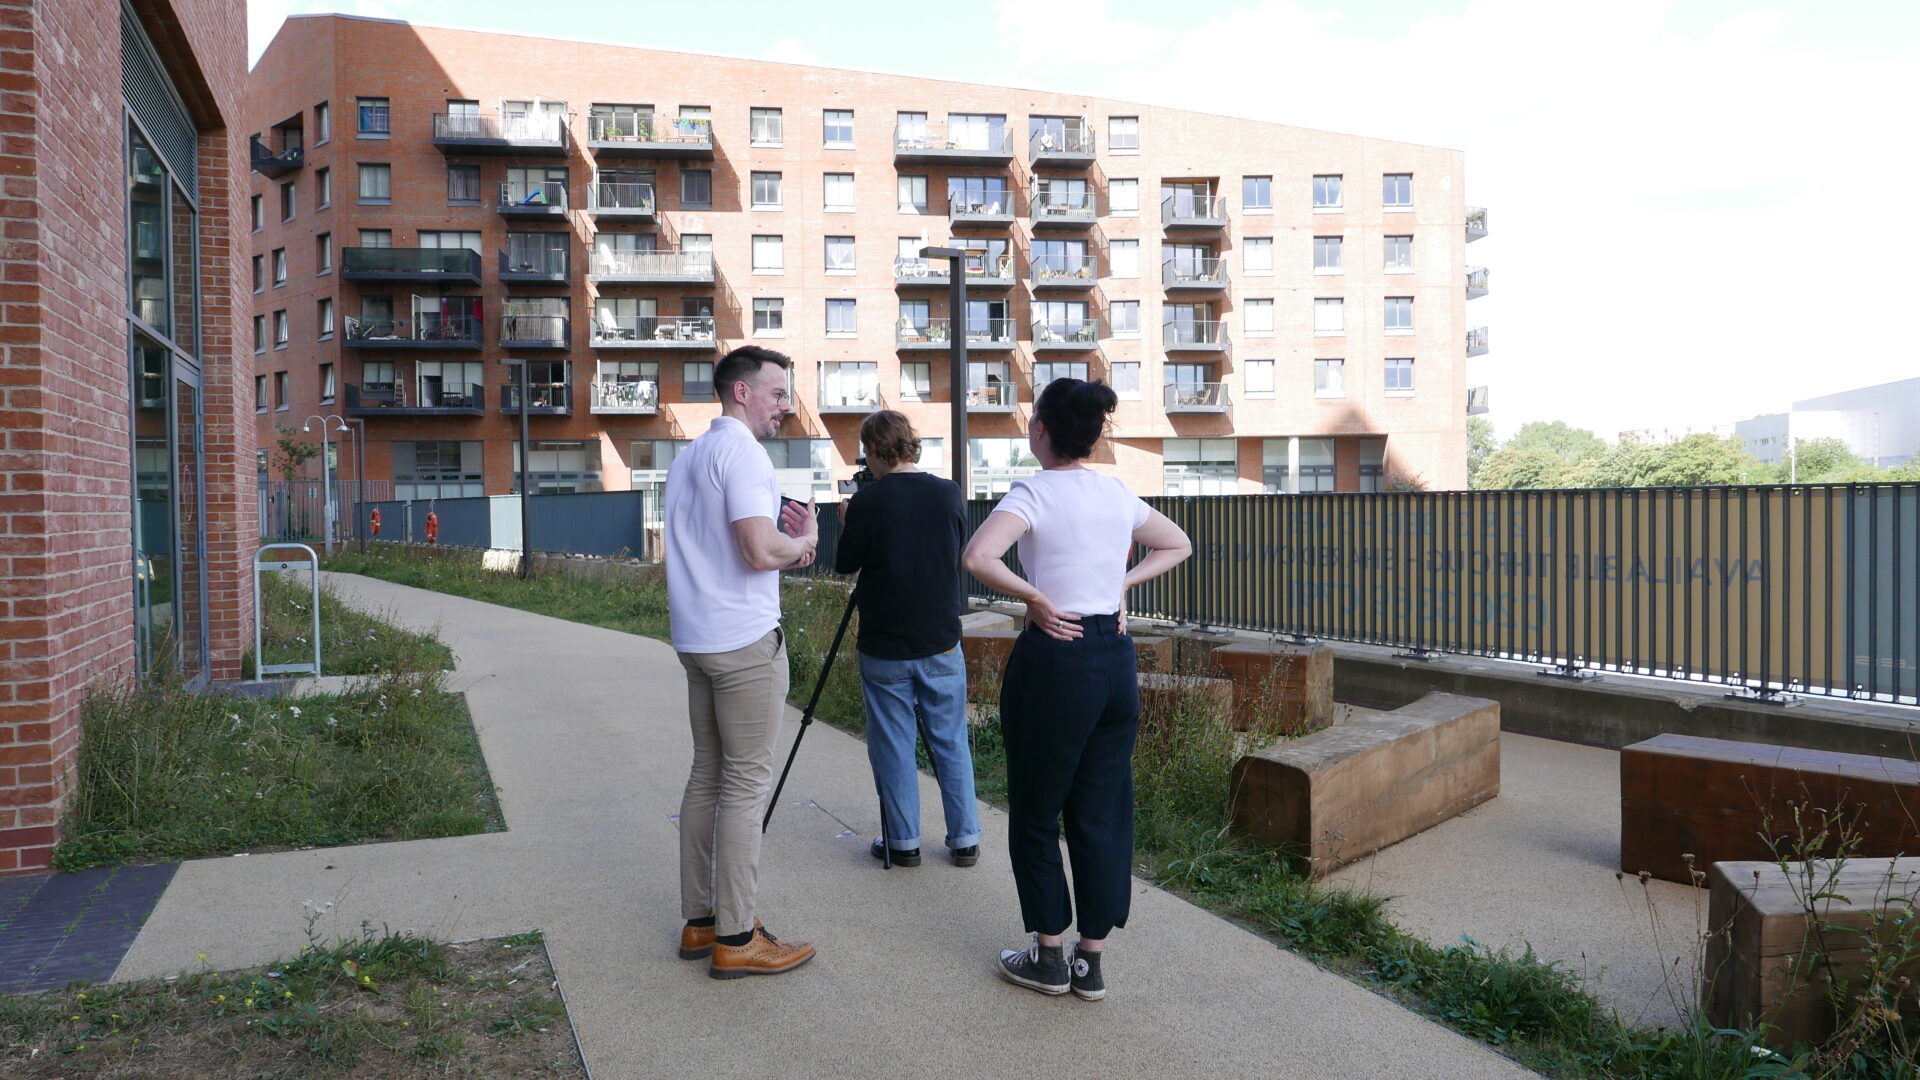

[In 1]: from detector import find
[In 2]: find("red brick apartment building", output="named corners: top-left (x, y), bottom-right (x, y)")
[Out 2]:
top-left (0, 0), bottom-right (249, 873)
top-left (248, 15), bottom-right (1486, 508)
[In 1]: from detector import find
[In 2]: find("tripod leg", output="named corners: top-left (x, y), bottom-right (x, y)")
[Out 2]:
top-left (762, 593), bottom-right (858, 833)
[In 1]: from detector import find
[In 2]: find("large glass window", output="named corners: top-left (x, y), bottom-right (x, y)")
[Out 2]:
top-left (1163, 438), bottom-right (1237, 496)
top-left (512, 440), bottom-right (602, 494)
top-left (394, 441), bottom-right (484, 500)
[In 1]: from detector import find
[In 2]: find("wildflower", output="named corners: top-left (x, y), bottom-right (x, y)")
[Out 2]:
top-left (244, 998), bottom-right (253, 1007)
top-left (215, 995), bottom-right (225, 1002)
top-left (327, 716), bottom-right (338, 727)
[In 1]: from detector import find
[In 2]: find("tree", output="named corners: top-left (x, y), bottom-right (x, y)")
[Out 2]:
top-left (1466, 416), bottom-right (1497, 489)
top-left (1785, 436), bottom-right (1862, 482)
top-left (1638, 434), bottom-right (1760, 486)
top-left (1505, 421), bottom-right (1606, 469)
top-left (1576, 441), bottom-right (1662, 489)
top-left (1477, 445), bottom-right (1573, 489)
top-left (272, 427), bottom-right (321, 484)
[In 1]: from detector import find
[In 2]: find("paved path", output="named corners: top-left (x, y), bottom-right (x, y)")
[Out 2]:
top-left (118, 573), bottom-right (1540, 1079)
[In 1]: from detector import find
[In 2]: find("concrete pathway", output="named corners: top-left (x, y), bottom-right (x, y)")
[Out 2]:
top-left (118, 573), bottom-right (1541, 1079)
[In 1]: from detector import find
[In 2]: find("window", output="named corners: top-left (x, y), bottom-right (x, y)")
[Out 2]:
top-left (1383, 173), bottom-right (1412, 208)
top-left (826, 298), bottom-right (856, 336)
top-left (251, 255), bottom-right (263, 292)
top-left (318, 297), bottom-right (334, 338)
top-left (396, 441), bottom-right (485, 500)
top-left (271, 248), bottom-right (287, 286)
top-left (357, 96), bottom-right (389, 136)
top-left (1386, 357), bottom-right (1414, 394)
top-left (752, 234), bottom-right (784, 273)
top-left (274, 371), bottom-right (288, 408)
top-left (895, 111), bottom-right (927, 146)
top-left (357, 163), bottom-right (391, 203)
top-left (316, 232), bottom-right (331, 274)
top-left (1359, 439), bottom-right (1386, 492)
top-left (1385, 235), bottom-right (1412, 272)
top-left (899, 361), bottom-right (931, 401)
top-left (419, 230), bottom-right (482, 253)
top-left (1385, 296), bottom-right (1413, 333)
top-left (1244, 298), bottom-right (1273, 336)
top-left (273, 309), bottom-right (289, 348)
top-left (824, 109), bottom-right (854, 147)
top-left (824, 172), bottom-right (854, 211)
top-left (948, 176), bottom-right (1009, 214)
top-left (898, 299), bottom-right (930, 334)
top-left (315, 166), bottom-right (331, 207)
top-left (1260, 439), bottom-right (1289, 493)
top-left (1312, 173), bottom-right (1342, 210)
top-left (1246, 359), bottom-right (1275, 397)
top-left (947, 113), bottom-right (1007, 151)
top-left (1108, 115), bottom-right (1138, 152)
top-left (1242, 175), bottom-right (1272, 211)
top-left (252, 315), bottom-right (265, 353)
top-left (319, 362), bottom-right (335, 401)
top-left (1110, 301), bottom-right (1139, 337)
top-left (358, 228), bottom-right (391, 248)
top-left (683, 362), bottom-right (715, 402)
top-left (1109, 239), bottom-right (1138, 277)
top-left (750, 107), bottom-right (783, 146)
top-left (1243, 237), bottom-right (1273, 275)
top-left (897, 175), bottom-right (927, 214)
top-left (1111, 362), bottom-right (1141, 400)
top-left (1314, 297), bottom-right (1344, 335)
top-left (1314, 235), bottom-right (1342, 273)
top-left (280, 180), bottom-right (296, 221)
top-left (751, 171), bottom-right (782, 209)
top-left (512, 439), bottom-right (602, 494)
top-left (825, 235), bottom-right (855, 273)
top-left (250, 194), bottom-right (262, 231)
top-left (1314, 358), bottom-right (1344, 397)
top-left (255, 374), bottom-right (267, 411)
top-left (313, 102), bottom-right (330, 143)
top-left (753, 297), bottom-right (784, 335)
top-left (681, 169), bottom-right (712, 208)
top-left (1162, 439), bottom-right (1237, 496)
top-left (1299, 438), bottom-right (1335, 491)
top-left (447, 164), bottom-right (480, 204)
top-left (1109, 178), bottom-right (1138, 215)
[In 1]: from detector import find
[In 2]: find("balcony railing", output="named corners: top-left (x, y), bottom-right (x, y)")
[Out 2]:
top-left (966, 382), bottom-right (1017, 412)
top-left (586, 114), bottom-right (714, 158)
top-left (948, 192), bottom-right (1014, 225)
top-left (1162, 257), bottom-right (1228, 289)
top-left (1165, 382), bottom-right (1230, 414)
top-left (500, 382), bottom-right (573, 414)
top-left (1161, 192), bottom-right (1228, 227)
top-left (589, 379), bottom-right (659, 415)
top-left (1162, 320), bottom-right (1229, 351)
top-left (249, 133), bottom-right (304, 178)
top-left (1029, 123), bottom-right (1094, 166)
top-left (1031, 185), bottom-right (1096, 225)
top-left (892, 253), bottom-right (1013, 287)
top-left (1467, 326), bottom-right (1489, 356)
top-left (818, 371), bottom-right (883, 413)
top-left (1467, 385), bottom-right (1490, 416)
top-left (344, 315), bottom-right (483, 349)
top-left (590, 314), bottom-right (717, 349)
top-left (586, 182), bottom-right (656, 217)
top-left (344, 382), bottom-right (486, 416)
top-left (1467, 266), bottom-right (1489, 300)
top-left (894, 121), bottom-right (1015, 164)
top-left (432, 112), bottom-right (569, 155)
top-left (589, 250), bottom-right (716, 283)
top-left (498, 247), bottom-right (569, 283)
top-left (499, 314), bottom-right (570, 348)
top-left (1030, 256), bottom-right (1097, 286)
top-left (499, 181), bottom-right (567, 215)
top-left (895, 317), bottom-right (1016, 349)
top-left (1032, 319), bottom-right (1101, 349)
top-left (342, 247), bottom-right (482, 284)
top-left (1466, 206), bottom-right (1489, 242)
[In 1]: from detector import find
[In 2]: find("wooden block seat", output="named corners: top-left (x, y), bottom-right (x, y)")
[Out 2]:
top-left (1230, 692), bottom-right (1501, 877)
top-left (1620, 734), bottom-right (1920, 885)
top-left (1209, 640), bottom-right (1334, 735)
top-left (1137, 672), bottom-right (1234, 728)
top-left (962, 627), bottom-right (1173, 702)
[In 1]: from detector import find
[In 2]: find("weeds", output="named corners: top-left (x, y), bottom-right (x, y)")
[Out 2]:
top-left (247, 569), bottom-right (454, 677)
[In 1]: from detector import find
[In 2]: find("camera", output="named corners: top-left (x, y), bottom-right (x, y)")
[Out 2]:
top-left (836, 455), bottom-right (877, 496)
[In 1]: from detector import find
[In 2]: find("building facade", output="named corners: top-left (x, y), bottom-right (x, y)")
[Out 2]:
top-left (0, 0), bottom-right (249, 874)
top-left (247, 16), bottom-right (1486, 513)
top-left (1735, 377), bottom-right (1920, 468)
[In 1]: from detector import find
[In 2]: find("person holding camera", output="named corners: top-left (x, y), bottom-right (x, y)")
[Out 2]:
top-left (834, 410), bottom-right (982, 868)
top-left (961, 378), bottom-right (1192, 1001)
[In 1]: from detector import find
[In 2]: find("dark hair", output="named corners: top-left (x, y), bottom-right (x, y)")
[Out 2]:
top-left (714, 345), bottom-right (792, 404)
top-left (859, 410), bottom-right (921, 467)
top-left (1033, 378), bottom-right (1117, 461)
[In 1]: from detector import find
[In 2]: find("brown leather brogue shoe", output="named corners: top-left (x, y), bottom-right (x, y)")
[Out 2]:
top-left (708, 925), bottom-right (815, 980)
top-left (678, 918), bottom-right (761, 960)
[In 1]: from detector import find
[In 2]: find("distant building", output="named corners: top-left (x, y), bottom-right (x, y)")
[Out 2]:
top-left (1733, 377), bottom-right (1920, 467)
top-left (1618, 424), bottom-right (1735, 447)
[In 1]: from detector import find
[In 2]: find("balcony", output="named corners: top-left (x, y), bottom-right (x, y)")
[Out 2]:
top-left (590, 314), bottom-right (717, 350)
top-left (894, 121), bottom-right (1014, 166)
top-left (586, 114), bottom-right (713, 159)
top-left (1029, 122), bottom-right (1095, 169)
top-left (498, 181), bottom-right (567, 218)
top-left (249, 133), bottom-right (303, 178)
top-left (1467, 385), bottom-right (1490, 416)
top-left (1030, 185), bottom-right (1096, 227)
top-left (500, 382), bottom-right (573, 416)
top-left (589, 250), bottom-right (716, 285)
top-left (892, 252), bottom-right (1014, 290)
top-left (1030, 256), bottom-right (1097, 289)
top-left (949, 193), bottom-right (1015, 226)
top-left (1467, 266), bottom-right (1489, 300)
top-left (1161, 192), bottom-right (1229, 229)
top-left (1466, 206), bottom-right (1489, 242)
top-left (432, 112), bottom-right (569, 156)
top-left (896, 318), bottom-right (1016, 351)
top-left (344, 315), bottom-right (482, 350)
top-left (344, 382), bottom-right (485, 417)
top-left (966, 382), bottom-right (1017, 413)
top-left (342, 247), bottom-right (482, 285)
top-left (1467, 326), bottom-right (1489, 357)
top-left (586, 182), bottom-right (656, 221)
top-left (1162, 320), bottom-right (1229, 352)
top-left (499, 247), bottom-right (570, 284)
top-left (818, 369), bottom-right (883, 414)
top-left (589, 379), bottom-right (659, 415)
top-left (500, 314), bottom-right (570, 349)
top-left (1162, 257), bottom-right (1228, 291)
top-left (1032, 319), bottom-right (1101, 350)
top-left (1165, 382), bottom-right (1230, 414)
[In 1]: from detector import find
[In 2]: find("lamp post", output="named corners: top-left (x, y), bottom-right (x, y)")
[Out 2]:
top-left (300, 413), bottom-right (345, 555)
top-left (499, 357), bottom-right (532, 579)
top-left (338, 418), bottom-right (366, 554)
top-left (920, 245), bottom-right (969, 494)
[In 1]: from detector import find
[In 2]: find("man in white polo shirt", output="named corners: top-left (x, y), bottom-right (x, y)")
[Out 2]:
top-left (666, 345), bottom-right (820, 979)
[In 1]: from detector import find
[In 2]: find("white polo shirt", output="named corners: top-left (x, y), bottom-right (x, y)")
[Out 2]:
top-left (665, 416), bottom-right (782, 653)
top-left (992, 468), bottom-right (1152, 618)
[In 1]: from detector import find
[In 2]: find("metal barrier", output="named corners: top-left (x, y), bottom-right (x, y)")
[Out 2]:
top-left (254, 543), bottom-right (321, 678)
top-left (355, 488), bottom-right (661, 560)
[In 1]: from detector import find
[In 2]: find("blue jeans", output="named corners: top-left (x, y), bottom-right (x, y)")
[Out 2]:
top-left (858, 645), bottom-right (982, 851)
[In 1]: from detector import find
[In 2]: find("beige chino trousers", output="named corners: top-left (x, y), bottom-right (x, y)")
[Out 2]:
top-left (677, 627), bottom-right (789, 936)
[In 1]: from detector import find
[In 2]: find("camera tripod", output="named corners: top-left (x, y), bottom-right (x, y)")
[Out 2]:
top-left (761, 590), bottom-right (938, 870)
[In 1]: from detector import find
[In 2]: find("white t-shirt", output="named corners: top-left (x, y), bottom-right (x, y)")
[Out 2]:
top-left (665, 416), bottom-right (782, 653)
top-left (991, 469), bottom-right (1152, 618)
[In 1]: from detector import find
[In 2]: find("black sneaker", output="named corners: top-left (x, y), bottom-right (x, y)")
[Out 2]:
top-left (997, 935), bottom-right (1069, 995)
top-left (951, 845), bottom-right (980, 867)
top-left (1069, 943), bottom-right (1106, 1001)
top-left (870, 838), bottom-right (920, 867)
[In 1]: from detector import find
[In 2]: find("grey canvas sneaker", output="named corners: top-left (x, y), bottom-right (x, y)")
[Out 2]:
top-left (1069, 943), bottom-right (1106, 1001)
top-left (997, 934), bottom-right (1069, 995)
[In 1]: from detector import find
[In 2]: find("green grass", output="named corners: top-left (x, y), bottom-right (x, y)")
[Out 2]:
top-left (245, 569), bottom-right (455, 678)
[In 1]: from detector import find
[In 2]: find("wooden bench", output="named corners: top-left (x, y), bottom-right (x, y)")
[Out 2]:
top-left (1209, 641), bottom-right (1334, 735)
top-left (1137, 672), bottom-right (1234, 729)
top-left (962, 627), bottom-right (1172, 702)
top-left (1705, 857), bottom-right (1920, 1046)
top-left (1620, 734), bottom-right (1920, 885)
top-left (1230, 692), bottom-right (1501, 877)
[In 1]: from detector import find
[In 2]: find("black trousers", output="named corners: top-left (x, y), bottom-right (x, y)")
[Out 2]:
top-left (999, 614), bottom-right (1139, 940)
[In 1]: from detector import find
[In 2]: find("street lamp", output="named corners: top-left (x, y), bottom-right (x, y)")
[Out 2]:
top-left (499, 357), bottom-right (532, 579)
top-left (920, 245), bottom-right (969, 494)
top-left (300, 413), bottom-right (349, 555)
top-left (337, 418), bottom-right (366, 554)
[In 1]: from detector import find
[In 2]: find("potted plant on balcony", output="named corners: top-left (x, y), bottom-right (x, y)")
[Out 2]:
top-left (927, 322), bottom-right (949, 342)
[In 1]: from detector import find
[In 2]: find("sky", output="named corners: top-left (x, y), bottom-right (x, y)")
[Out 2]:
top-left (249, 0), bottom-right (1920, 442)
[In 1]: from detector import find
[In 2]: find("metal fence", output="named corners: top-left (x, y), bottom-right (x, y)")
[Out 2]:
top-left (259, 480), bottom-right (391, 542)
top-left (352, 489), bottom-right (661, 560)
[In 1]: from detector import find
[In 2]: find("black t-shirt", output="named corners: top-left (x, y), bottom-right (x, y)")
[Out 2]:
top-left (832, 471), bottom-right (966, 660)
